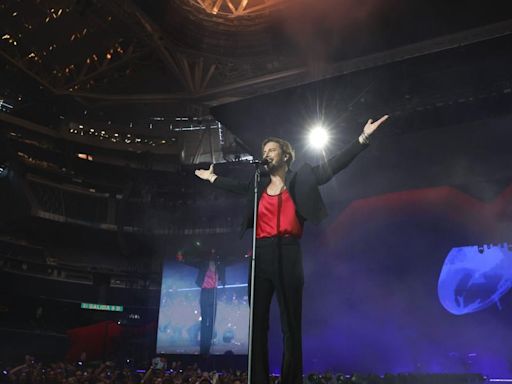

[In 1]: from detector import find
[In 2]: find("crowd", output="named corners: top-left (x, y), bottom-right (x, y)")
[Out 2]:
top-left (0, 356), bottom-right (250, 384)
top-left (1, 356), bottom-right (485, 384)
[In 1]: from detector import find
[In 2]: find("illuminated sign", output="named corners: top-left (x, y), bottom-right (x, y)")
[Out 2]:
top-left (80, 303), bottom-right (124, 312)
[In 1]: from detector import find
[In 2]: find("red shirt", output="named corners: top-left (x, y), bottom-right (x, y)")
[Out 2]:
top-left (256, 189), bottom-right (303, 239)
top-left (202, 263), bottom-right (217, 288)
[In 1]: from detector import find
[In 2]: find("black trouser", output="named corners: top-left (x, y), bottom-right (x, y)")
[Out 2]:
top-left (251, 236), bottom-right (304, 384)
top-left (199, 287), bottom-right (217, 355)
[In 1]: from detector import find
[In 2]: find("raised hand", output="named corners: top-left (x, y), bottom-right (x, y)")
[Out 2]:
top-left (363, 114), bottom-right (389, 136)
top-left (195, 163), bottom-right (215, 181)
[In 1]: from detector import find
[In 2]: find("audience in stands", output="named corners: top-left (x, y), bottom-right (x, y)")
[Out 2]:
top-left (1, 355), bottom-right (251, 384)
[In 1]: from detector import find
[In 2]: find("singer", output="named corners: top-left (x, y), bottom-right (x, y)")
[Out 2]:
top-left (195, 115), bottom-right (389, 384)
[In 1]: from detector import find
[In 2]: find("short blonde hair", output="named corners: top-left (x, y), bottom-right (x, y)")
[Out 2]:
top-left (261, 137), bottom-right (295, 167)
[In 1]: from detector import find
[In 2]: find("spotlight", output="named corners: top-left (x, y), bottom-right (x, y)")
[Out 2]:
top-left (308, 125), bottom-right (329, 150)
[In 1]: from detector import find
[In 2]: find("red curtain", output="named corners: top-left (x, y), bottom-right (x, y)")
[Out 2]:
top-left (66, 321), bottom-right (122, 361)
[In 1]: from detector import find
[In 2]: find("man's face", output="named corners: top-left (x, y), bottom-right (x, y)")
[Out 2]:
top-left (262, 141), bottom-right (287, 173)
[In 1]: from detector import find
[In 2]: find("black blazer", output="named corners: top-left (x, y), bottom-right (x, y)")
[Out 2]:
top-left (180, 258), bottom-right (227, 288)
top-left (212, 139), bottom-right (369, 237)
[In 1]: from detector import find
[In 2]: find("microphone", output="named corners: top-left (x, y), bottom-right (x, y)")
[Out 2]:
top-left (250, 158), bottom-right (271, 166)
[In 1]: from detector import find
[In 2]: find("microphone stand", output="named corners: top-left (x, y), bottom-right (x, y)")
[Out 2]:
top-left (247, 160), bottom-right (264, 384)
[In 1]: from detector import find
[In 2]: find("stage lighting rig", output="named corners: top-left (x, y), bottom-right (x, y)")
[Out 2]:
top-left (0, 100), bottom-right (13, 113)
top-left (0, 163), bottom-right (8, 178)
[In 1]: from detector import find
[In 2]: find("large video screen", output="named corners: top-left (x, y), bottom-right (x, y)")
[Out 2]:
top-left (156, 239), bottom-right (250, 355)
top-left (295, 184), bottom-right (512, 376)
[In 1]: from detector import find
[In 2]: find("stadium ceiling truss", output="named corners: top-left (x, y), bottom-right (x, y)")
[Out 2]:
top-left (1, 1), bottom-right (512, 108)
top-left (0, 0), bottom-right (292, 106)
top-left (189, 0), bottom-right (286, 17)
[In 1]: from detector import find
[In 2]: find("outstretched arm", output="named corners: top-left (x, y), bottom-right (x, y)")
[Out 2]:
top-left (195, 163), bottom-right (249, 195)
top-left (313, 115), bottom-right (389, 185)
top-left (195, 164), bottom-right (218, 183)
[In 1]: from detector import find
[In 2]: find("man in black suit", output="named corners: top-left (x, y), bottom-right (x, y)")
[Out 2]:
top-left (177, 245), bottom-right (226, 356)
top-left (195, 115), bottom-right (388, 383)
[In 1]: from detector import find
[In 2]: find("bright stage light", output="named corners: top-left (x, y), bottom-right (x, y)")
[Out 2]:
top-left (308, 125), bottom-right (329, 150)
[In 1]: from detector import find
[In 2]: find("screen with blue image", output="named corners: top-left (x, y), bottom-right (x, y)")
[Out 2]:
top-left (307, 184), bottom-right (512, 376)
top-left (438, 243), bottom-right (512, 315)
top-left (156, 240), bottom-right (250, 355)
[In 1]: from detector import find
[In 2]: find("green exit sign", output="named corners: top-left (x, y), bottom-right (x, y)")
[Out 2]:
top-left (81, 303), bottom-right (124, 312)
